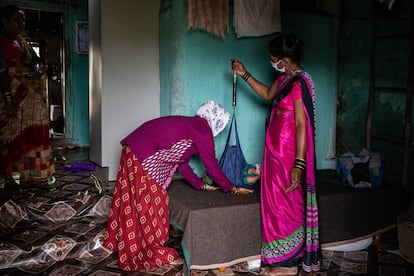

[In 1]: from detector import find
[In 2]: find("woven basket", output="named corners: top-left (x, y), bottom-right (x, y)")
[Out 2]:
top-left (397, 213), bottom-right (414, 261)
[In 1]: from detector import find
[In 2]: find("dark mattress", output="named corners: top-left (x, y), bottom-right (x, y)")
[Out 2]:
top-left (316, 169), bottom-right (403, 245)
top-left (168, 169), bottom-right (404, 269)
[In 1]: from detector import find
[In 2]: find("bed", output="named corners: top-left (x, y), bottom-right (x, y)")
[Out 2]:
top-left (168, 169), bottom-right (404, 272)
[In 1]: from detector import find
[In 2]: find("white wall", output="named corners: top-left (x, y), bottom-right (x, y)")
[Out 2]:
top-left (89, 0), bottom-right (161, 180)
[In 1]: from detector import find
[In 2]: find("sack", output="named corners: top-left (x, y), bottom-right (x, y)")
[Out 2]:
top-left (336, 148), bottom-right (384, 188)
top-left (397, 205), bottom-right (414, 260)
top-left (218, 114), bottom-right (251, 189)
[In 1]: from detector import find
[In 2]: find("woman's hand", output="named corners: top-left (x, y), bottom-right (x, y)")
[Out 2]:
top-left (200, 179), bottom-right (220, 191)
top-left (286, 167), bottom-right (303, 193)
top-left (231, 59), bottom-right (247, 77)
top-left (204, 184), bottom-right (219, 191)
top-left (230, 186), bottom-right (253, 195)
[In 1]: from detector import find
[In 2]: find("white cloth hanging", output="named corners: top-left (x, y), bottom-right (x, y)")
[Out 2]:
top-left (379, 0), bottom-right (396, 11)
top-left (233, 0), bottom-right (281, 38)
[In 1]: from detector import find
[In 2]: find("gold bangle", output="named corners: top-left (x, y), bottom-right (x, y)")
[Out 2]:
top-left (295, 158), bottom-right (306, 168)
top-left (294, 163), bottom-right (306, 170)
top-left (231, 187), bottom-right (239, 195)
top-left (294, 165), bottom-right (305, 170)
top-left (202, 184), bottom-right (207, 191)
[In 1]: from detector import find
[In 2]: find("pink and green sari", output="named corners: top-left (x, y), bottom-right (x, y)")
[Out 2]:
top-left (260, 71), bottom-right (320, 272)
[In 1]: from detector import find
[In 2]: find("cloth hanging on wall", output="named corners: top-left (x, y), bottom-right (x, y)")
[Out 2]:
top-left (187, 0), bottom-right (229, 39)
top-left (379, 0), bottom-right (396, 11)
top-left (233, 0), bottom-right (281, 38)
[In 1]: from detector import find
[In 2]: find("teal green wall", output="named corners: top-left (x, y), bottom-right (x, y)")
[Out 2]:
top-left (160, 0), bottom-right (338, 174)
top-left (64, 1), bottom-right (89, 146)
top-left (283, 13), bottom-right (338, 169)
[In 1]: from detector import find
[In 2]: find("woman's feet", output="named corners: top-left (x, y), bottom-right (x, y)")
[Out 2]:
top-left (260, 266), bottom-right (298, 275)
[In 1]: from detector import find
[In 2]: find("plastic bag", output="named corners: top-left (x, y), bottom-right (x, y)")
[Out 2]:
top-left (336, 148), bottom-right (384, 188)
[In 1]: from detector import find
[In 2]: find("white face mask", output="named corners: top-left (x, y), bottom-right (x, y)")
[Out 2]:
top-left (270, 59), bottom-right (286, 73)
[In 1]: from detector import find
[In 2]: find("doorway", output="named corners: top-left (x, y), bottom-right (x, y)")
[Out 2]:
top-left (22, 8), bottom-right (65, 138)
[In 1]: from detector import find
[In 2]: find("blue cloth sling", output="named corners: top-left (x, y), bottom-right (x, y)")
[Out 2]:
top-left (218, 113), bottom-right (252, 189)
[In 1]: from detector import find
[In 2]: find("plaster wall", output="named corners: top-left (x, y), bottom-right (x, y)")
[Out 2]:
top-left (89, 0), bottom-right (161, 180)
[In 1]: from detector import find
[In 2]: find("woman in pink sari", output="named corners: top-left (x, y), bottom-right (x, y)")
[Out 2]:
top-left (232, 33), bottom-right (320, 275)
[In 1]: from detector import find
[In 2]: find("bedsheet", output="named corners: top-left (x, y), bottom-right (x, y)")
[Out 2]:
top-left (168, 179), bottom-right (261, 271)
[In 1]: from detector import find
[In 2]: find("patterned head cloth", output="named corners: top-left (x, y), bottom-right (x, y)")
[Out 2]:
top-left (196, 100), bottom-right (231, 137)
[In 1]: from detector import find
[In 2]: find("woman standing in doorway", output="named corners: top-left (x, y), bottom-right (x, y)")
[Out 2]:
top-left (232, 33), bottom-right (321, 275)
top-left (0, 5), bottom-right (54, 184)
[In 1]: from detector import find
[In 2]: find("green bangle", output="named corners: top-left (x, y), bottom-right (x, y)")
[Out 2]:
top-left (294, 158), bottom-right (306, 170)
top-left (295, 158), bottom-right (306, 164)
